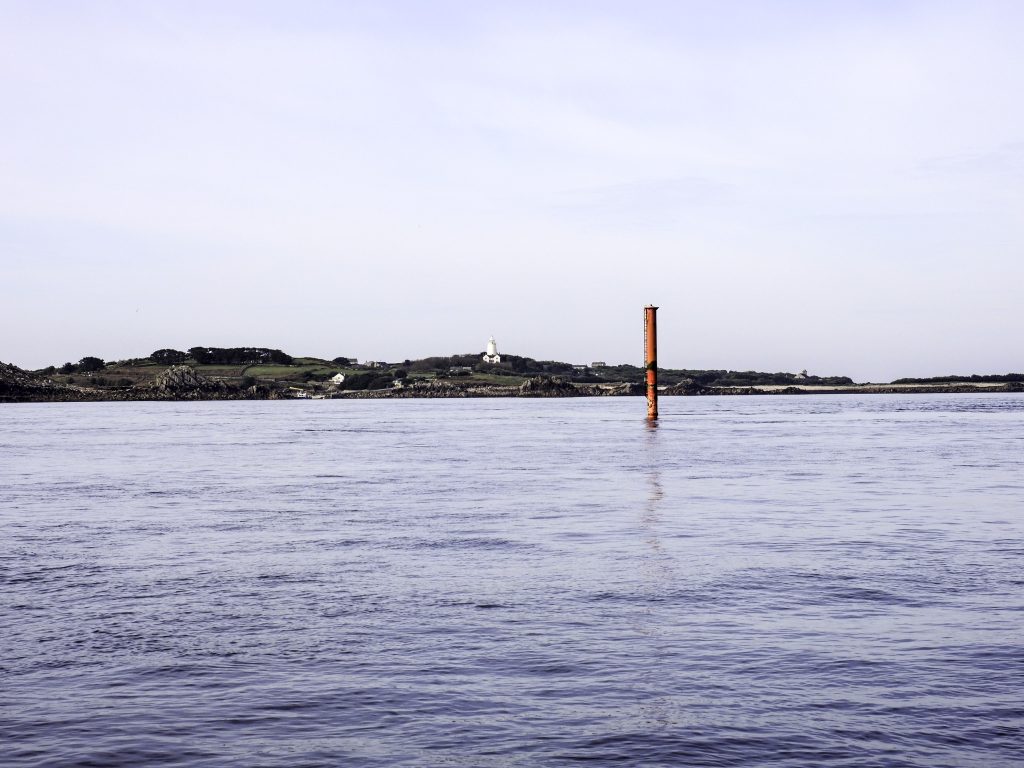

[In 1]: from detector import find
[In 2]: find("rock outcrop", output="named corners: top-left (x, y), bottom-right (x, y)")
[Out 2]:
top-left (519, 376), bottom-right (581, 397)
top-left (152, 365), bottom-right (220, 395)
top-left (0, 361), bottom-right (79, 402)
top-left (149, 366), bottom-right (288, 400)
top-left (596, 382), bottom-right (643, 396)
top-left (662, 378), bottom-right (707, 396)
top-left (150, 365), bottom-right (268, 399)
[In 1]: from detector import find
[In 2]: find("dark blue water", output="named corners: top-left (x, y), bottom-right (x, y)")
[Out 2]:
top-left (2, 395), bottom-right (1022, 767)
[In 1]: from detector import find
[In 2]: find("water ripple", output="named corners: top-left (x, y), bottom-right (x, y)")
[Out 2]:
top-left (1, 395), bottom-right (1023, 766)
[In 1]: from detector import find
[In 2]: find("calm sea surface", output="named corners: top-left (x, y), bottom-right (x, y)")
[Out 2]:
top-left (2, 395), bottom-right (1022, 767)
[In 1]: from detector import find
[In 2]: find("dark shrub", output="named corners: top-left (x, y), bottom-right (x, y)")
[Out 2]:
top-left (151, 349), bottom-right (188, 364)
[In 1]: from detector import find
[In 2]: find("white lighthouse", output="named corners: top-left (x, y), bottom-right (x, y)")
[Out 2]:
top-left (482, 336), bottom-right (501, 364)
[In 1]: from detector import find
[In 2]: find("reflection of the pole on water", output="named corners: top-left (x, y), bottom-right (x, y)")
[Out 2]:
top-left (635, 410), bottom-right (674, 731)
top-left (642, 418), bottom-right (664, 547)
top-left (643, 471), bottom-right (664, 549)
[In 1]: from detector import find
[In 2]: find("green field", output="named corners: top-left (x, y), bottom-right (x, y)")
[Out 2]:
top-left (193, 365), bottom-right (251, 377)
top-left (468, 373), bottom-right (524, 385)
top-left (238, 363), bottom-right (349, 382)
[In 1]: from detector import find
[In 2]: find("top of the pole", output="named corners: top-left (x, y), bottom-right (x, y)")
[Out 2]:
top-left (645, 304), bottom-right (659, 310)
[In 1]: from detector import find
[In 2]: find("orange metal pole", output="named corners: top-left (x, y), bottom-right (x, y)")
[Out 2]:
top-left (644, 305), bottom-right (658, 420)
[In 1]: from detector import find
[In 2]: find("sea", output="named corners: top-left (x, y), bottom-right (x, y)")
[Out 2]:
top-left (2, 395), bottom-right (1022, 767)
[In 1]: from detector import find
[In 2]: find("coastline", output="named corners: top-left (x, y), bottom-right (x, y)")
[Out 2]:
top-left (4, 360), bottom-right (1022, 404)
top-left (3, 379), bottom-right (1022, 404)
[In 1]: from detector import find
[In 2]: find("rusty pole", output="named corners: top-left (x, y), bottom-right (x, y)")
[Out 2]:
top-left (644, 305), bottom-right (658, 420)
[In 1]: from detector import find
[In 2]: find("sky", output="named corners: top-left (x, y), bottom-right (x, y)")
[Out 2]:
top-left (2, 0), bottom-right (1022, 382)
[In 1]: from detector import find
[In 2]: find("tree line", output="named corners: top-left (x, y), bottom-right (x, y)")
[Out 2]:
top-left (676, 370), bottom-right (855, 387)
top-left (892, 373), bottom-right (1024, 384)
top-left (56, 356), bottom-right (106, 374)
top-left (151, 347), bottom-right (293, 365)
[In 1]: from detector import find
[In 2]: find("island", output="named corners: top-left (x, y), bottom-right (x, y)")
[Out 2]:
top-left (2, 345), bottom-right (1022, 403)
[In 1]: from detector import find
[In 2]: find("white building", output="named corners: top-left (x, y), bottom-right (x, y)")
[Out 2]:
top-left (482, 336), bottom-right (501, 364)
top-left (330, 373), bottom-right (346, 385)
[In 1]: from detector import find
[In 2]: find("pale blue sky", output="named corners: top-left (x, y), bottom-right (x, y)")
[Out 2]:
top-left (2, 1), bottom-right (1022, 381)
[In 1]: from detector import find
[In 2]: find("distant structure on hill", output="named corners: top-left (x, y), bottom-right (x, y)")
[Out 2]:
top-left (482, 336), bottom-right (501, 364)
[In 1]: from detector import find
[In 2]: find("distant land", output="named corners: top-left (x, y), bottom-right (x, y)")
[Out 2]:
top-left (2, 346), bottom-right (1022, 403)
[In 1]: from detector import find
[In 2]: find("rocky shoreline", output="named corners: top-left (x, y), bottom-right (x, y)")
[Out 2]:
top-left (331, 377), bottom-right (642, 399)
top-left (2, 362), bottom-right (1022, 403)
top-left (0, 363), bottom-right (289, 403)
